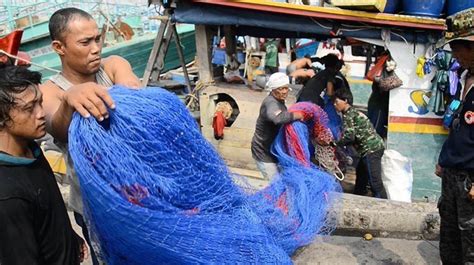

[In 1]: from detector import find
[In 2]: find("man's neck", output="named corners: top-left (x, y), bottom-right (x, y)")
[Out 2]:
top-left (0, 133), bottom-right (32, 158)
top-left (61, 66), bottom-right (96, 85)
top-left (342, 105), bottom-right (351, 113)
top-left (270, 92), bottom-right (284, 102)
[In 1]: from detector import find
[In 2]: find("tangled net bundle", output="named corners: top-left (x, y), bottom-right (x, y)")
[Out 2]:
top-left (69, 86), bottom-right (340, 264)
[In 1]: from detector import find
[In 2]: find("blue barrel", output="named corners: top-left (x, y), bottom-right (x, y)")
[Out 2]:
top-left (383, 0), bottom-right (400, 14)
top-left (402, 0), bottom-right (446, 17)
top-left (447, 0), bottom-right (474, 15)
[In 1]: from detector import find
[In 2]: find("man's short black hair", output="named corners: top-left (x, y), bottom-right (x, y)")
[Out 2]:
top-left (322, 53), bottom-right (343, 69)
top-left (0, 65), bottom-right (42, 129)
top-left (334, 88), bottom-right (353, 105)
top-left (49, 7), bottom-right (93, 41)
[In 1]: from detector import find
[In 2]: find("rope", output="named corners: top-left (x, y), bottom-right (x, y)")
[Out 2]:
top-left (185, 79), bottom-right (214, 110)
top-left (315, 145), bottom-right (345, 181)
top-left (0, 50), bottom-right (61, 73)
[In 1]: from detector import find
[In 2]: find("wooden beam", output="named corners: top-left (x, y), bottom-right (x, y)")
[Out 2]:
top-left (142, 17), bottom-right (169, 87)
top-left (195, 24), bottom-right (213, 83)
top-left (172, 23), bottom-right (192, 93)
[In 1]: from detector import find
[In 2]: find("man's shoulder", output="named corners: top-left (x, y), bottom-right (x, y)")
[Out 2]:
top-left (262, 94), bottom-right (277, 104)
top-left (353, 110), bottom-right (370, 122)
top-left (345, 108), bottom-right (364, 119)
top-left (102, 55), bottom-right (128, 66)
top-left (40, 79), bottom-right (61, 91)
top-left (0, 167), bottom-right (31, 201)
top-left (102, 55), bottom-right (131, 79)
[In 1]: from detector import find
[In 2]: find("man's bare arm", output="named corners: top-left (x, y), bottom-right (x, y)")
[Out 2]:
top-left (40, 81), bottom-right (115, 142)
top-left (326, 81), bottom-right (335, 96)
top-left (40, 82), bottom-right (73, 142)
top-left (103, 55), bottom-right (140, 88)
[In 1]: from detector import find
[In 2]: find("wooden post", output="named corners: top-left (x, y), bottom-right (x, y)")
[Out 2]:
top-left (172, 24), bottom-right (192, 93)
top-left (142, 14), bottom-right (174, 87)
top-left (195, 24), bottom-right (213, 84)
top-left (224, 25), bottom-right (237, 59)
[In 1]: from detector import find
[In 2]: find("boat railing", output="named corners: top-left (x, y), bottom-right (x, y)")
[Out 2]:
top-left (0, 1), bottom-right (72, 33)
top-left (0, 0), bottom-right (149, 35)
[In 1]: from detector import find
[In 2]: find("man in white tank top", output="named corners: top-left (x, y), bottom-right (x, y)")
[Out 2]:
top-left (40, 7), bottom-right (140, 265)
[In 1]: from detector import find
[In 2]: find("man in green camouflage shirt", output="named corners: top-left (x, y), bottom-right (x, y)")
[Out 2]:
top-left (333, 89), bottom-right (387, 199)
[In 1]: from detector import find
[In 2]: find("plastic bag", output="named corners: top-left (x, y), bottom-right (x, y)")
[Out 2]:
top-left (366, 54), bottom-right (389, 82)
top-left (381, 150), bottom-right (413, 202)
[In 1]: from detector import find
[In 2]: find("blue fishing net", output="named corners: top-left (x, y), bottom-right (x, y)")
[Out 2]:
top-left (323, 95), bottom-right (342, 140)
top-left (68, 86), bottom-right (340, 264)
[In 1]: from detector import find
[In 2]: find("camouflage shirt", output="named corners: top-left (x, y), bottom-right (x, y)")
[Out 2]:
top-left (337, 107), bottom-right (384, 156)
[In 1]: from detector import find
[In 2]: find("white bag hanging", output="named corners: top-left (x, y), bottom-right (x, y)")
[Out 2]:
top-left (381, 150), bottom-right (413, 202)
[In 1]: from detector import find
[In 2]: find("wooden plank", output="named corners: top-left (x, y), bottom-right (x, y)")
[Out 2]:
top-left (216, 144), bottom-right (255, 169)
top-left (195, 25), bottom-right (214, 83)
top-left (172, 23), bottom-right (192, 93)
top-left (225, 158), bottom-right (258, 171)
top-left (199, 84), bottom-right (292, 129)
top-left (148, 20), bottom-right (175, 83)
top-left (229, 166), bottom-right (264, 180)
top-left (142, 15), bottom-right (169, 86)
top-left (202, 127), bottom-right (254, 144)
top-left (217, 139), bottom-right (252, 149)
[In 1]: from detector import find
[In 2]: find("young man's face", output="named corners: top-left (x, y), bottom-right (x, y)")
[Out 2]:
top-left (272, 86), bottom-right (289, 101)
top-left (333, 97), bottom-right (348, 112)
top-left (6, 86), bottom-right (46, 140)
top-left (60, 17), bottom-right (102, 75)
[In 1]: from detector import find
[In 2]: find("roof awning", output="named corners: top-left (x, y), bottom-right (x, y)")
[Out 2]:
top-left (173, 0), bottom-right (445, 43)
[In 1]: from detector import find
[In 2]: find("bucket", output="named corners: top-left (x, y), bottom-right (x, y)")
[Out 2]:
top-left (256, 74), bottom-right (268, 89)
top-left (447, 0), bottom-right (474, 16)
top-left (383, 0), bottom-right (400, 14)
top-left (401, 0), bottom-right (446, 17)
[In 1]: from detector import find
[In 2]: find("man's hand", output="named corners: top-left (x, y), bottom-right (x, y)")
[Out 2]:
top-left (63, 82), bottom-right (115, 121)
top-left (293, 111), bottom-right (305, 121)
top-left (435, 164), bottom-right (443, 177)
top-left (79, 237), bottom-right (89, 262)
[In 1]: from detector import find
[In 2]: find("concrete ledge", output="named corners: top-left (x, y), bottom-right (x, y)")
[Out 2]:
top-left (333, 193), bottom-right (439, 240)
top-left (293, 235), bottom-right (439, 264)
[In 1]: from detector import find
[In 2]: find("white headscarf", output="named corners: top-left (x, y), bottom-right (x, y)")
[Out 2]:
top-left (265, 72), bottom-right (291, 91)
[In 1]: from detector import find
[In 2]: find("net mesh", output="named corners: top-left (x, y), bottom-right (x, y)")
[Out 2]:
top-left (68, 86), bottom-right (340, 264)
